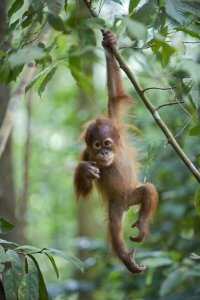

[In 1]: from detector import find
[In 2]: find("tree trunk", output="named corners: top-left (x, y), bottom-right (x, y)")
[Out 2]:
top-left (0, 0), bottom-right (21, 243)
top-left (74, 4), bottom-right (98, 300)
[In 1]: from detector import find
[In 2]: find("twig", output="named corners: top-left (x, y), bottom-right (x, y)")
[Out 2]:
top-left (83, 0), bottom-right (200, 183)
top-left (157, 101), bottom-right (184, 110)
top-left (142, 81), bottom-right (192, 93)
top-left (83, 0), bottom-right (98, 18)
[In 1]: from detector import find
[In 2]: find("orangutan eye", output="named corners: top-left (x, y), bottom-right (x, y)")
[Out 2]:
top-left (93, 141), bottom-right (101, 150)
top-left (103, 138), bottom-right (113, 147)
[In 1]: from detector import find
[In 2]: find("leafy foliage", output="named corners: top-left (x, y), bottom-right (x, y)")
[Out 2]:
top-left (0, 237), bottom-right (84, 299)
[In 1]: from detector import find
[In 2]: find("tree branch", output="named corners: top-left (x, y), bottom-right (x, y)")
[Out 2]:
top-left (83, 0), bottom-right (200, 183)
top-left (157, 101), bottom-right (185, 110)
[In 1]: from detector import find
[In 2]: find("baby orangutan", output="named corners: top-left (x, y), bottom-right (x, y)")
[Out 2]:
top-left (74, 29), bottom-right (158, 274)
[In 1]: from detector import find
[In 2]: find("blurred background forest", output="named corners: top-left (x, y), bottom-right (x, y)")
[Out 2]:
top-left (0, 0), bottom-right (200, 299)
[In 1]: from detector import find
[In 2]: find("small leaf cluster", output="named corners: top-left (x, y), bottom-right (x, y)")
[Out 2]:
top-left (0, 218), bottom-right (84, 300)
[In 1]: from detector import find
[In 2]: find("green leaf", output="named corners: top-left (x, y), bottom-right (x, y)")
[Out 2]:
top-left (0, 245), bottom-right (6, 272)
top-left (43, 248), bottom-right (84, 272)
top-left (25, 67), bottom-right (51, 94)
top-left (164, 0), bottom-right (185, 25)
top-left (175, 27), bottom-right (200, 39)
top-left (129, 0), bottom-right (140, 13)
top-left (8, 46), bottom-right (46, 68)
top-left (152, 36), bottom-right (175, 65)
top-left (46, 0), bottom-right (64, 15)
top-left (125, 18), bottom-right (148, 41)
top-left (0, 239), bottom-right (19, 247)
top-left (15, 245), bottom-right (41, 253)
top-left (110, 0), bottom-right (123, 5)
top-left (45, 253), bottom-right (59, 279)
top-left (18, 257), bottom-right (39, 300)
top-left (27, 254), bottom-right (48, 300)
top-left (3, 250), bottom-right (24, 300)
top-left (2, 268), bottom-right (15, 300)
top-left (47, 13), bottom-right (69, 33)
top-left (0, 218), bottom-right (15, 234)
top-left (18, 273), bottom-right (39, 300)
top-left (38, 66), bottom-right (57, 96)
top-left (0, 245), bottom-right (6, 264)
top-left (8, 0), bottom-right (24, 18)
top-left (194, 185), bottom-right (200, 217)
top-left (189, 124), bottom-right (200, 136)
top-left (142, 256), bottom-right (172, 268)
top-left (160, 40), bottom-right (175, 65)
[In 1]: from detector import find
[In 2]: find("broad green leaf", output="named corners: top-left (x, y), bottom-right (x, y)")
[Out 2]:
top-left (194, 185), bottom-right (200, 217)
top-left (25, 67), bottom-right (51, 94)
top-left (3, 250), bottom-right (24, 300)
top-left (125, 18), bottom-right (148, 41)
top-left (189, 124), bottom-right (200, 136)
top-left (46, 0), bottom-right (64, 15)
top-left (21, 6), bottom-right (35, 28)
top-left (6, 249), bottom-right (24, 279)
top-left (152, 36), bottom-right (175, 65)
top-left (129, 0), bottom-right (140, 13)
top-left (0, 239), bottom-right (19, 247)
top-left (160, 41), bottom-right (175, 65)
top-left (45, 253), bottom-right (59, 279)
top-left (0, 218), bottom-right (15, 234)
top-left (8, 0), bottom-right (24, 18)
top-left (47, 13), bottom-right (70, 33)
top-left (43, 248), bottom-right (84, 272)
top-left (27, 254), bottom-right (48, 300)
top-left (8, 46), bottom-right (46, 68)
top-left (0, 245), bottom-right (6, 264)
top-left (15, 245), bottom-right (41, 254)
top-left (165, 0), bottom-right (185, 25)
top-left (141, 256), bottom-right (172, 268)
top-left (18, 257), bottom-right (39, 300)
top-left (175, 27), bottom-right (200, 39)
top-left (18, 273), bottom-right (39, 300)
top-left (38, 66), bottom-right (57, 96)
top-left (2, 268), bottom-right (15, 300)
top-left (0, 245), bottom-right (6, 271)
top-left (0, 264), bottom-right (4, 272)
